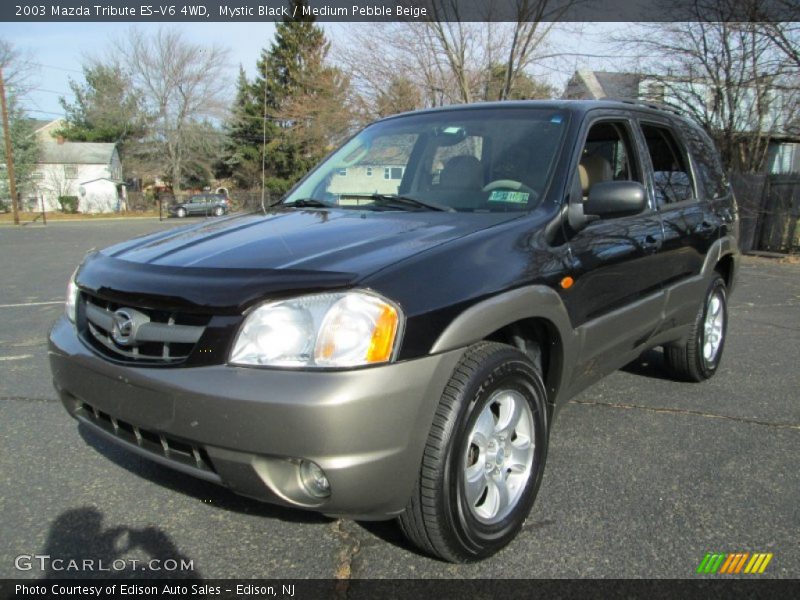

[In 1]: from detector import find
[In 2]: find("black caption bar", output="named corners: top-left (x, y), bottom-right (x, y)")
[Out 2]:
top-left (2, 579), bottom-right (800, 599)
top-left (2, 0), bottom-right (799, 22)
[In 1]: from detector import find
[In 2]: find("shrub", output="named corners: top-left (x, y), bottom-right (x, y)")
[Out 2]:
top-left (263, 177), bottom-right (293, 203)
top-left (59, 196), bottom-right (80, 214)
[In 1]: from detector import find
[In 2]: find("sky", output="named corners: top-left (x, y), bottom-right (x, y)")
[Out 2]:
top-left (0, 21), bottom-right (626, 121)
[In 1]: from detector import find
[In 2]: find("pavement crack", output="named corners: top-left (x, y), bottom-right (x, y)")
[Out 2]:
top-left (736, 316), bottom-right (800, 332)
top-left (330, 518), bottom-right (363, 588)
top-left (569, 399), bottom-right (800, 430)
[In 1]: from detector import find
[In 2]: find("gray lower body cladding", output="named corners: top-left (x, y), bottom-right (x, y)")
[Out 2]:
top-left (49, 317), bottom-right (464, 520)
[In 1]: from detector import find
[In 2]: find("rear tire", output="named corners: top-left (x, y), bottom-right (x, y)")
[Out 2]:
top-left (213, 206), bottom-right (224, 217)
top-left (398, 342), bottom-right (548, 562)
top-left (665, 274), bottom-right (727, 382)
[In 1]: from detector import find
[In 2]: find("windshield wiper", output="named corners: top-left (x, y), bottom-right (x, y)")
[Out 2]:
top-left (338, 193), bottom-right (453, 212)
top-left (281, 198), bottom-right (333, 208)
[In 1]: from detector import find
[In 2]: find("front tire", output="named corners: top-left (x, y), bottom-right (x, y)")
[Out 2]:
top-left (399, 342), bottom-right (548, 562)
top-left (175, 207), bottom-right (187, 218)
top-left (665, 274), bottom-right (728, 381)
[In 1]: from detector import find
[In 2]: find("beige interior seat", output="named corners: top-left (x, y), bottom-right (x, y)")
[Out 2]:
top-left (578, 153), bottom-right (613, 199)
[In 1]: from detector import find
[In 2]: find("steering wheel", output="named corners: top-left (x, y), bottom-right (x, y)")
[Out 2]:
top-left (482, 179), bottom-right (537, 196)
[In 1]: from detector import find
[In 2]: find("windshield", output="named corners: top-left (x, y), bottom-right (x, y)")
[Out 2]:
top-left (284, 107), bottom-right (569, 212)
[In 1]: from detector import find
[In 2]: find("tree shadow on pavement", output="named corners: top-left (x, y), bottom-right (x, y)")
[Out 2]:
top-left (39, 506), bottom-right (202, 580)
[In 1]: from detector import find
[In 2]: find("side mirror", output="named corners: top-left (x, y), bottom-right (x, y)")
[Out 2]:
top-left (585, 181), bottom-right (647, 219)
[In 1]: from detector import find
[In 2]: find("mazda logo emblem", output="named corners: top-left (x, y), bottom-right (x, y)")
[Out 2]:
top-left (111, 310), bottom-right (135, 346)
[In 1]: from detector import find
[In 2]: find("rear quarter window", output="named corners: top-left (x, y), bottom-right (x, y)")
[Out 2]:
top-left (675, 120), bottom-right (729, 199)
top-left (640, 122), bottom-right (695, 206)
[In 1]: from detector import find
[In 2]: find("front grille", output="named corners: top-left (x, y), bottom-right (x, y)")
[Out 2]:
top-left (77, 402), bottom-right (216, 475)
top-left (80, 293), bottom-right (210, 365)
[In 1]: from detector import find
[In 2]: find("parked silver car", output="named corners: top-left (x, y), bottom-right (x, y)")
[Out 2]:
top-left (169, 193), bottom-right (229, 218)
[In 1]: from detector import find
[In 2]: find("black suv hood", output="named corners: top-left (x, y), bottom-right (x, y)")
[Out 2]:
top-left (77, 209), bottom-right (518, 312)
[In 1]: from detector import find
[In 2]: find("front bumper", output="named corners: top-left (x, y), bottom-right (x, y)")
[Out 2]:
top-left (49, 317), bottom-right (464, 519)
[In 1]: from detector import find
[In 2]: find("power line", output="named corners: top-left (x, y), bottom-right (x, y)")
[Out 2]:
top-left (8, 86), bottom-right (68, 96)
top-left (24, 109), bottom-right (66, 117)
top-left (28, 62), bottom-right (84, 75)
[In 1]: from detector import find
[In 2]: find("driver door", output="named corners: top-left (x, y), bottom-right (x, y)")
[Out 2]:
top-left (561, 116), bottom-right (665, 390)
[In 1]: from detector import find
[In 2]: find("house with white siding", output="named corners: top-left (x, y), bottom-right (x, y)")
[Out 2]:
top-left (22, 120), bottom-right (126, 213)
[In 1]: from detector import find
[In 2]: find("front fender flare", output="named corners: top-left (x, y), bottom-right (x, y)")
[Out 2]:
top-left (429, 285), bottom-right (578, 405)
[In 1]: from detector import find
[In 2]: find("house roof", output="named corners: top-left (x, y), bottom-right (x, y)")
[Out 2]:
top-left (563, 70), bottom-right (641, 100)
top-left (39, 141), bottom-right (117, 165)
top-left (24, 118), bottom-right (53, 132)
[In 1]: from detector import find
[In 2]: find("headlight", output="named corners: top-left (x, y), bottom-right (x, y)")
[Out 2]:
top-left (230, 291), bottom-right (402, 368)
top-left (65, 271), bottom-right (80, 323)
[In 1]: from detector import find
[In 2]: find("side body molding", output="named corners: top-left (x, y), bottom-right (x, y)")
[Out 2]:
top-left (429, 285), bottom-right (578, 406)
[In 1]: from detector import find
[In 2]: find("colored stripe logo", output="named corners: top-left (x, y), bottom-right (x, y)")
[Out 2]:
top-left (696, 552), bottom-right (773, 574)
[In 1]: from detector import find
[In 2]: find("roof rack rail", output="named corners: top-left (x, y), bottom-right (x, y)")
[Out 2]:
top-left (604, 97), bottom-right (686, 117)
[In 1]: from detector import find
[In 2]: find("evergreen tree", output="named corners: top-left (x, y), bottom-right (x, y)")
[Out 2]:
top-left (0, 96), bottom-right (40, 205)
top-left (222, 66), bottom-right (264, 188)
top-left (484, 64), bottom-right (556, 101)
top-left (57, 63), bottom-right (145, 151)
top-left (227, 0), bottom-right (352, 194)
top-left (375, 77), bottom-right (421, 117)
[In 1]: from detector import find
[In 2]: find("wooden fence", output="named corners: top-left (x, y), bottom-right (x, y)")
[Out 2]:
top-left (731, 173), bottom-right (799, 254)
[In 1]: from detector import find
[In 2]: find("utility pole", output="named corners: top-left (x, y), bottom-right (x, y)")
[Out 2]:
top-left (0, 67), bottom-right (20, 225)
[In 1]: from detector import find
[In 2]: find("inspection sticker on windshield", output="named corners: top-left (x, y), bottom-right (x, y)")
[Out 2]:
top-left (488, 191), bottom-right (529, 204)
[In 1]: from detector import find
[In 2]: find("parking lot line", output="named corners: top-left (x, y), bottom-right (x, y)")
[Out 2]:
top-left (0, 301), bottom-right (62, 309)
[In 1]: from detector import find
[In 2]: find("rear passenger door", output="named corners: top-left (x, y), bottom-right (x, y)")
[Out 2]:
top-left (638, 119), bottom-right (720, 288)
top-left (563, 115), bottom-right (665, 385)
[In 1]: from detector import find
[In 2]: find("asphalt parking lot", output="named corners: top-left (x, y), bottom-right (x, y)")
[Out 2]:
top-left (0, 219), bottom-right (798, 579)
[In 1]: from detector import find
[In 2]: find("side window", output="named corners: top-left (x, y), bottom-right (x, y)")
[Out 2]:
top-left (577, 121), bottom-right (641, 203)
top-left (676, 121), bottom-right (728, 199)
top-left (641, 123), bottom-right (696, 206)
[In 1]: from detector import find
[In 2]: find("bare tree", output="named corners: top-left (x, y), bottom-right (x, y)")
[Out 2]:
top-left (110, 28), bottom-right (230, 190)
top-left (41, 164), bottom-right (77, 211)
top-left (616, 4), bottom-right (795, 173)
top-left (754, 0), bottom-right (800, 70)
top-left (0, 37), bottom-right (36, 96)
top-left (761, 22), bottom-right (800, 70)
top-left (494, 1), bottom-right (565, 101)
top-left (335, 0), bottom-right (570, 118)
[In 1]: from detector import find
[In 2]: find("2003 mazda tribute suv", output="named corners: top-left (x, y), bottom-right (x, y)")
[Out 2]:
top-left (50, 100), bottom-right (739, 562)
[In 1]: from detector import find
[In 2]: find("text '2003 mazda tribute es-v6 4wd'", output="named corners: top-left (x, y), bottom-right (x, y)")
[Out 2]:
top-left (50, 100), bottom-right (739, 562)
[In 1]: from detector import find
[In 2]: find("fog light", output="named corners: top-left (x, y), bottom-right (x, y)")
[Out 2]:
top-left (299, 460), bottom-right (330, 498)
